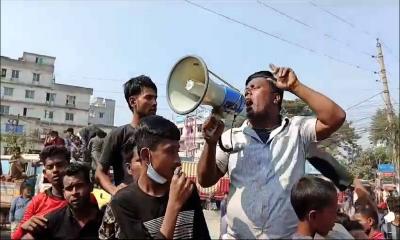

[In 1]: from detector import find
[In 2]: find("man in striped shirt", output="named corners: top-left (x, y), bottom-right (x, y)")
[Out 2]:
top-left (198, 65), bottom-right (346, 239)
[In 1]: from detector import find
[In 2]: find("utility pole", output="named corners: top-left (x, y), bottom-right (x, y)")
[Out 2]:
top-left (374, 38), bottom-right (399, 190)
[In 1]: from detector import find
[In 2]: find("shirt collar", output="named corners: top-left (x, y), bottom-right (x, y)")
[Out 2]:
top-left (242, 117), bottom-right (290, 143)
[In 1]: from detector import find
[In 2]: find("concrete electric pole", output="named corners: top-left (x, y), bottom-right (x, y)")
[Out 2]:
top-left (375, 38), bottom-right (399, 190)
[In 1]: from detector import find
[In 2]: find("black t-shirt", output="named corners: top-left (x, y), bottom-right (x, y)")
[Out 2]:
top-left (99, 124), bottom-right (135, 185)
top-left (34, 204), bottom-right (103, 240)
top-left (110, 182), bottom-right (210, 239)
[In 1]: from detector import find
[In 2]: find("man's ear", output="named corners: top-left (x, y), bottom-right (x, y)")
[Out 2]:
top-left (308, 210), bottom-right (317, 221)
top-left (367, 217), bottom-right (375, 227)
top-left (140, 148), bottom-right (150, 165)
top-left (128, 96), bottom-right (136, 110)
top-left (125, 162), bottom-right (131, 175)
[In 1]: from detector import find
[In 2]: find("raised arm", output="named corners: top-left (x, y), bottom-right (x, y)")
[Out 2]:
top-left (270, 64), bottom-right (346, 141)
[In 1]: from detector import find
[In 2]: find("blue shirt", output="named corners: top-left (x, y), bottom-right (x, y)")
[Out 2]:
top-left (9, 196), bottom-right (31, 222)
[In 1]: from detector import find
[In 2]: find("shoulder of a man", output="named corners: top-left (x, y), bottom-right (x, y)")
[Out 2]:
top-left (288, 115), bottom-right (316, 128)
top-left (111, 183), bottom-right (137, 206)
top-left (44, 205), bottom-right (68, 224)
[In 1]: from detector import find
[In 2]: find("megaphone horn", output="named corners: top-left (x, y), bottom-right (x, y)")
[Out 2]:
top-left (167, 55), bottom-right (246, 117)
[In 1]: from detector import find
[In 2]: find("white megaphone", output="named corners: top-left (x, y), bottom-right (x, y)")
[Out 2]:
top-left (167, 55), bottom-right (246, 127)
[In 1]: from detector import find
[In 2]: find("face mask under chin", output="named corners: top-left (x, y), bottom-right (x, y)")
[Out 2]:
top-left (146, 162), bottom-right (167, 184)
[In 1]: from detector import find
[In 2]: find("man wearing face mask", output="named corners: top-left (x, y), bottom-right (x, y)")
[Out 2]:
top-left (96, 75), bottom-right (157, 196)
top-left (198, 65), bottom-right (346, 239)
top-left (99, 115), bottom-right (210, 239)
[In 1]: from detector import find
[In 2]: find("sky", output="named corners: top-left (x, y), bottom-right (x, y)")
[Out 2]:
top-left (1, 0), bottom-right (399, 148)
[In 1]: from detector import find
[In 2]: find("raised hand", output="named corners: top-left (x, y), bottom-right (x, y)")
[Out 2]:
top-left (269, 64), bottom-right (300, 92)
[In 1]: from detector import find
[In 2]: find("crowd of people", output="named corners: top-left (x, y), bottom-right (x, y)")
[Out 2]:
top-left (5, 65), bottom-right (400, 239)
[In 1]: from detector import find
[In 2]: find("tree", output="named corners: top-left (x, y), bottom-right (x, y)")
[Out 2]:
top-left (347, 147), bottom-right (391, 180)
top-left (1, 133), bottom-right (27, 154)
top-left (370, 108), bottom-right (399, 145)
top-left (282, 99), bottom-right (361, 161)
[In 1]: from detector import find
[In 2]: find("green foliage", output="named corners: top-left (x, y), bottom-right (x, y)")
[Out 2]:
top-left (347, 147), bottom-right (391, 180)
top-left (282, 99), bottom-right (361, 159)
top-left (1, 133), bottom-right (27, 154)
top-left (369, 108), bottom-right (399, 146)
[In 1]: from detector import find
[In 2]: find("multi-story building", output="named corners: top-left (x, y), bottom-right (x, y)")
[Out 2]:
top-left (0, 52), bottom-right (93, 154)
top-left (89, 97), bottom-right (115, 127)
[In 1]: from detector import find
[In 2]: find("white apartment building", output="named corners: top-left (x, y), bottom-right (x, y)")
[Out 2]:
top-left (0, 52), bottom-right (93, 154)
top-left (89, 97), bottom-right (115, 127)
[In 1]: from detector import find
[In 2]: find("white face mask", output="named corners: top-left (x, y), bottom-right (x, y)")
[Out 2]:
top-left (146, 161), bottom-right (167, 185)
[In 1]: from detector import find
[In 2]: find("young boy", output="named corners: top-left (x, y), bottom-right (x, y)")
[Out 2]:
top-left (290, 176), bottom-right (338, 239)
top-left (99, 115), bottom-right (210, 239)
top-left (9, 183), bottom-right (32, 233)
top-left (12, 145), bottom-right (70, 239)
top-left (353, 205), bottom-right (385, 240)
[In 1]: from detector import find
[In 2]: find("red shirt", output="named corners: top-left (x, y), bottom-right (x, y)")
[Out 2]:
top-left (44, 137), bottom-right (65, 147)
top-left (370, 230), bottom-right (385, 240)
top-left (11, 188), bottom-right (67, 239)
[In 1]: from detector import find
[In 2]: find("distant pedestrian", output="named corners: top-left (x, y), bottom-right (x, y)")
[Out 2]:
top-left (9, 183), bottom-right (32, 233)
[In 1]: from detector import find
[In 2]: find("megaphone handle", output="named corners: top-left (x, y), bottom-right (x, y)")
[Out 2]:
top-left (219, 137), bottom-right (233, 153)
top-left (205, 112), bottom-right (222, 136)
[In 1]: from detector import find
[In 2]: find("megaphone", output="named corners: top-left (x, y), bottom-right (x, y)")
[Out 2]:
top-left (167, 55), bottom-right (246, 124)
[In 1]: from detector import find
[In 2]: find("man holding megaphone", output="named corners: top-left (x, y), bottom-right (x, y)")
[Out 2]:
top-left (197, 64), bottom-right (346, 239)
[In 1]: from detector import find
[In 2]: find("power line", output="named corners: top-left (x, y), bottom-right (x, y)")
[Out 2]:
top-left (184, 0), bottom-right (376, 74)
top-left (345, 91), bottom-right (383, 111)
top-left (308, 1), bottom-right (374, 38)
top-left (257, 0), bottom-right (374, 58)
top-left (309, 1), bottom-right (399, 63)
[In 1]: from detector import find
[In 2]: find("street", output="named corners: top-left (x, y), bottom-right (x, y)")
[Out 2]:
top-left (204, 209), bottom-right (221, 239)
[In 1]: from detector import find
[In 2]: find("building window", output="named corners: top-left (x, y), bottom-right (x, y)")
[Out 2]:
top-left (25, 90), bottom-right (35, 99)
top-left (0, 105), bottom-right (10, 115)
top-left (65, 113), bottom-right (74, 121)
top-left (45, 110), bottom-right (54, 119)
top-left (33, 73), bottom-right (40, 82)
top-left (23, 108), bottom-right (27, 117)
top-left (197, 124), bottom-right (202, 133)
top-left (46, 92), bottom-right (56, 103)
top-left (11, 70), bottom-right (19, 79)
top-left (1, 68), bottom-right (6, 78)
top-left (35, 57), bottom-right (43, 64)
top-left (99, 112), bottom-right (104, 118)
top-left (66, 95), bottom-right (76, 106)
top-left (4, 87), bottom-right (13, 96)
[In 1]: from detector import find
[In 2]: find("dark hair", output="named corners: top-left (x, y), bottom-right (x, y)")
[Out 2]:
top-left (96, 129), bottom-right (107, 138)
top-left (124, 75), bottom-right (157, 112)
top-left (356, 204), bottom-right (379, 228)
top-left (246, 71), bottom-right (284, 107)
top-left (65, 162), bottom-right (91, 184)
top-left (122, 136), bottom-right (137, 164)
top-left (19, 182), bottom-right (32, 195)
top-left (387, 196), bottom-right (400, 214)
top-left (135, 115), bottom-right (180, 153)
top-left (290, 176), bottom-right (338, 220)
top-left (39, 145), bottom-right (71, 164)
top-left (50, 130), bottom-right (59, 137)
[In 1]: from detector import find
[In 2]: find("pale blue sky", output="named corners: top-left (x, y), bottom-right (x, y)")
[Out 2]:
top-left (1, 0), bottom-right (399, 146)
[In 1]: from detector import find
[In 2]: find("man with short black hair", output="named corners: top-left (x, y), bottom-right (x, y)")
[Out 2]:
top-left (33, 162), bottom-right (103, 240)
top-left (198, 65), bottom-right (346, 238)
top-left (96, 75), bottom-right (157, 196)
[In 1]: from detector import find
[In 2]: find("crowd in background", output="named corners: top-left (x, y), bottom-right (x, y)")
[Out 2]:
top-left (3, 69), bottom-right (400, 239)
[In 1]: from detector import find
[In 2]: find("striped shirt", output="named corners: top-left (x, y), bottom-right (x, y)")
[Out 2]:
top-left (216, 116), bottom-right (317, 239)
